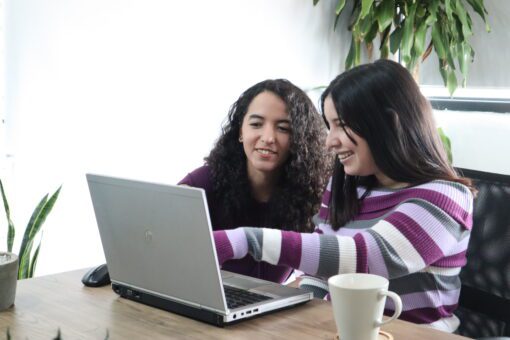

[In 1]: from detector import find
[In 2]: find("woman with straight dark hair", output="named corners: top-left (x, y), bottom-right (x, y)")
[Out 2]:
top-left (180, 79), bottom-right (330, 283)
top-left (213, 60), bottom-right (475, 333)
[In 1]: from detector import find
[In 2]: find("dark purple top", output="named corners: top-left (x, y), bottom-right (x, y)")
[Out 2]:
top-left (178, 165), bottom-right (293, 283)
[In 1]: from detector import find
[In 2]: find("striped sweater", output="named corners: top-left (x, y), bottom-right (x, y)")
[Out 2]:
top-left (214, 179), bottom-right (473, 332)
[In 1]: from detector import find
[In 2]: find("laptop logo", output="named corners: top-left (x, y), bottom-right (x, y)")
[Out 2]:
top-left (144, 229), bottom-right (153, 243)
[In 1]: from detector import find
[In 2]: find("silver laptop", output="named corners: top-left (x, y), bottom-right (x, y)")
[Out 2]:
top-left (86, 173), bottom-right (312, 326)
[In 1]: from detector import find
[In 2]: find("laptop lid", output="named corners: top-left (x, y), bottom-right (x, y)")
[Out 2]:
top-left (87, 173), bottom-right (228, 313)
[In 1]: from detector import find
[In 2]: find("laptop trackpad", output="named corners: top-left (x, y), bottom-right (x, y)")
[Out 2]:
top-left (223, 276), bottom-right (271, 290)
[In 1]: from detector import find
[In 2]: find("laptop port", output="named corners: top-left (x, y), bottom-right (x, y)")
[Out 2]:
top-left (233, 314), bottom-right (237, 319)
top-left (246, 311), bottom-right (252, 315)
top-left (253, 308), bottom-right (259, 313)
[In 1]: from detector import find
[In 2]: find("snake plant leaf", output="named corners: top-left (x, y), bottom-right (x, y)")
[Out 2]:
top-left (376, 0), bottom-right (394, 32)
top-left (18, 185), bottom-right (61, 279)
top-left (360, 0), bottom-right (375, 19)
top-left (19, 241), bottom-right (33, 279)
top-left (0, 179), bottom-right (16, 253)
top-left (28, 238), bottom-right (42, 278)
top-left (336, 0), bottom-right (346, 15)
top-left (400, 1), bottom-right (417, 65)
top-left (18, 193), bottom-right (48, 266)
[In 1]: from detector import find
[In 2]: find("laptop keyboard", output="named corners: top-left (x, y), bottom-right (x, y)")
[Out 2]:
top-left (224, 285), bottom-right (272, 309)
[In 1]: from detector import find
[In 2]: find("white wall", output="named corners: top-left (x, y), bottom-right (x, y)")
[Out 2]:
top-left (2, 0), bottom-right (342, 276)
top-left (434, 110), bottom-right (510, 175)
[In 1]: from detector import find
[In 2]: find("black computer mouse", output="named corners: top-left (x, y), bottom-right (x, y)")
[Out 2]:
top-left (81, 263), bottom-right (111, 287)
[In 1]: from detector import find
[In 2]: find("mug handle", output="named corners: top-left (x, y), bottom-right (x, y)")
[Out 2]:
top-left (376, 290), bottom-right (402, 327)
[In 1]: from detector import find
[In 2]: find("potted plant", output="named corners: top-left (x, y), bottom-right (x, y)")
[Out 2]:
top-left (0, 179), bottom-right (61, 311)
top-left (313, 0), bottom-right (490, 95)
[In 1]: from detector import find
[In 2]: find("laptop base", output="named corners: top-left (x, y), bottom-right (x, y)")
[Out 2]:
top-left (112, 283), bottom-right (310, 327)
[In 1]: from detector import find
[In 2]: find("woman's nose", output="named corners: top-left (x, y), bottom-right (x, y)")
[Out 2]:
top-left (261, 127), bottom-right (276, 144)
top-left (325, 131), bottom-right (339, 151)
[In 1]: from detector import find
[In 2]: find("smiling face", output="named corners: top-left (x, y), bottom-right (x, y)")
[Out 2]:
top-left (240, 91), bottom-right (292, 178)
top-left (323, 95), bottom-right (379, 178)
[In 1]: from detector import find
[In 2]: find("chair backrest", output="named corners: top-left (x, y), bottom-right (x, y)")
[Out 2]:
top-left (455, 168), bottom-right (510, 338)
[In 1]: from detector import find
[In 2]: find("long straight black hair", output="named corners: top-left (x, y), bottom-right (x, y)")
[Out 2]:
top-left (321, 60), bottom-right (474, 230)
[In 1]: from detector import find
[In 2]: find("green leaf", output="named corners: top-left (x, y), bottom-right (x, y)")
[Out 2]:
top-left (425, 0), bottom-right (440, 25)
top-left (447, 68), bottom-right (458, 97)
top-left (400, 1), bottom-right (417, 66)
top-left (465, 0), bottom-right (488, 24)
top-left (18, 185), bottom-right (62, 279)
top-left (412, 19), bottom-right (428, 58)
top-left (0, 179), bottom-right (16, 253)
top-left (29, 238), bottom-right (42, 278)
top-left (379, 26), bottom-right (392, 58)
top-left (389, 24), bottom-right (404, 54)
top-left (18, 241), bottom-right (33, 279)
top-left (18, 194), bottom-right (48, 266)
top-left (313, 0), bottom-right (320, 6)
top-left (458, 42), bottom-right (472, 87)
top-left (345, 36), bottom-right (361, 69)
top-left (360, 0), bottom-right (375, 19)
top-left (439, 59), bottom-right (448, 86)
top-left (416, 4), bottom-right (427, 18)
top-left (334, 13), bottom-right (342, 31)
top-left (357, 13), bottom-right (374, 38)
top-left (445, 0), bottom-right (454, 22)
top-left (335, 0), bottom-right (346, 15)
top-left (438, 127), bottom-right (453, 163)
top-left (364, 21), bottom-right (379, 43)
top-left (348, 1), bottom-right (362, 30)
top-left (431, 21), bottom-right (446, 59)
top-left (453, 0), bottom-right (472, 39)
top-left (376, 0), bottom-right (394, 32)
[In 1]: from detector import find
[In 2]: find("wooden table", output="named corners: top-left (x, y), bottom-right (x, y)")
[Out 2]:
top-left (0, 269), bottom-right (471, 339)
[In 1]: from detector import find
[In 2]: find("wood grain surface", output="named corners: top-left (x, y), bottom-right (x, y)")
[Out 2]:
top-left (0, 269), bottom-right (472, 339)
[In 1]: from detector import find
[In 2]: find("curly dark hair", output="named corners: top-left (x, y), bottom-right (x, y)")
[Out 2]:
top-left (205, 79), bottom-right (331, 232)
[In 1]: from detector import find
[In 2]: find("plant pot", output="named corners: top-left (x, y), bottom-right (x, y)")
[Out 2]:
top-left (0, 252), bottom-right (18, 311)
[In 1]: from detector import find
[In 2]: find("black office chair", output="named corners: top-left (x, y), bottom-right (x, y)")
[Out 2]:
top-left (454, 168), bottom-right (510, 339)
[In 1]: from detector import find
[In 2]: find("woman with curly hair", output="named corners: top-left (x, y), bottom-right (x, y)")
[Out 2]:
top-left (179, 79), bottom-right (330, 283)
top-left (213, 61), bottom-right (475, 332)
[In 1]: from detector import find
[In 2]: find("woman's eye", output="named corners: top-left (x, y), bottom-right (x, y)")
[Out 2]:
top-left (249, 122), bottom-right (262, 128)
top-left (278, 126), bottom-right (291, 132)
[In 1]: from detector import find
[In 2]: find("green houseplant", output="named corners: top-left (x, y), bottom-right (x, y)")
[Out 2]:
top-left (313, 0), bottom-right (490, 95)
top-left (0, 179), bottom-right (61, 279)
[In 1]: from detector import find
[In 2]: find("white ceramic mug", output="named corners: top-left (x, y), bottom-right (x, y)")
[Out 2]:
top-left (328, 273), bottom-right (402, 340)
